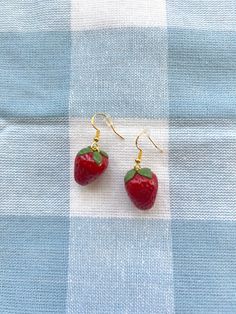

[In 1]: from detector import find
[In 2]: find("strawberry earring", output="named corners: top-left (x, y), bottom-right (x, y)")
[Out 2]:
top-left (74, 113), bottom-right (124, 185)
top-left (124, 130), bottom-right (163, 210)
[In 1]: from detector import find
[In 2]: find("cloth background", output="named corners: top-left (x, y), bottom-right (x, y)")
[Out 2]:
top-left (0, 1), bottom-right (236, 313)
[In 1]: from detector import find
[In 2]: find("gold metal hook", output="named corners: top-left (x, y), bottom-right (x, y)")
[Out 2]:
top-left (90, 113), bottom-right (124, 149)
top-left (134, 130), bottom-right (163, 170)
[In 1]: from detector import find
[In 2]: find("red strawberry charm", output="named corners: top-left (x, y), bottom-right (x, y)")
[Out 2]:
top-left (124, 168), bottom-right (158, 210)
top-left (74, 146), bottom-right (109, 185)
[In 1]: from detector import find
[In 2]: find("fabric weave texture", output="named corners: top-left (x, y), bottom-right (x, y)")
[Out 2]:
top-left (0, 1), bottom-right (235, 313)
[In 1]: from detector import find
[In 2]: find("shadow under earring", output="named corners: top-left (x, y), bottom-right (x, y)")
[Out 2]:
top-left (124, 131), bottom-right (163, 210)
top-left (74, 113), bottom-right (124, 186)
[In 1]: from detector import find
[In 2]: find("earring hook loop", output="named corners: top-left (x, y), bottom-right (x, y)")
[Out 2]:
top-left (135, 129), bottom-right (163, 154)
top-left (90, 113), bottom-right (124, 151)
top-left (134, 130), bottom-right (163, 170)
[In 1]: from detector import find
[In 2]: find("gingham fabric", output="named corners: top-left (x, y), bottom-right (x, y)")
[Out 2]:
top-left (0, 1), bottom-right (236, 313)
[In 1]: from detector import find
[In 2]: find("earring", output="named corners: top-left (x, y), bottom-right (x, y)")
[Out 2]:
top-left (74, 113), bottom-right (124, 186)
top-left (124, 130), bottom-right (163, 210)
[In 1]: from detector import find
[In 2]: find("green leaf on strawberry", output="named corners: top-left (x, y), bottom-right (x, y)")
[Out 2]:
top-left (124, 169), bottom-right (136, 183)
top-left (78, 146), bottom-right (92, 156)
top-left (138, 168), bottom-right (153, 179)
top-left (93, 151), bottom-right (103, 165)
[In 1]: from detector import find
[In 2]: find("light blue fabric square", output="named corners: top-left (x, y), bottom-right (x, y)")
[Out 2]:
top-left (0, 33), bottom-right (71, 117)
top-left (0, 0), bottom-right (70, 31)
top-left (169, 119), bottom-right (236, 219)
top-left (0, 119), bottom-right (70, 215)
top-left (172, 220), bottom-right (236, 313)
top-left (0, 216), bottom-right (69, 314)
top-left (68, 218), bottom-right (174, 313)
top-left (167, 0), bottom-right (236, 31)
top-left (168, 28), bottom-right (236, 118)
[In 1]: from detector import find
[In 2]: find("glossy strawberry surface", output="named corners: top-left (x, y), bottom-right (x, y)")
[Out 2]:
top-left (124, 168), bottom-right (158, 210)
top-left (74, 147), bottom-right (108, 185)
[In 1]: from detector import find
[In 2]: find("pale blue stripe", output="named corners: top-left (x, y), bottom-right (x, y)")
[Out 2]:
top-left (167, 0), bottom-right (236, 31)
top-left (0, 32), bottom-right (70, 117)
top-left (169, 119), bottom-right (236, 219)
top-left (0, 216), bottom-right (69, 314)
top-left (70, 28), bottom-right (168, 118)
top-left (168, 28), bottom-right (236, 118)
top-left (70, 27), bottom-right (236, 119)
top-left (172, 220), bottom-right (236, 313)
top-left (0, 28), bottom-right (233, 119)
top-left (0, 0), bottom-right (70, 31)
top-left (68, 217), bottom-right (174, 314)
top-left (0, 118), bottom-right (70, 215)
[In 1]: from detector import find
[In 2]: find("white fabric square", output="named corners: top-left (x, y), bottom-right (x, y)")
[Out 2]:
top-left (70, 118), bottom-right (170, 219)
top-left (71, 0), bottom-right (167, 30)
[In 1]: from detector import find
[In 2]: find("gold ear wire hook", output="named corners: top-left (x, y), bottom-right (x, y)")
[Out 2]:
top-left (91, 112), bottom-right (124, 144)
top-left (134, 130), bottom-right (163, 170)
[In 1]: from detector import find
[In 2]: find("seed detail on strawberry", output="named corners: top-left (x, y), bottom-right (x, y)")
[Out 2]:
top-left (74, 146), bottom-right (109, 186)
top-left (124, 167), bottom-right (158, 210)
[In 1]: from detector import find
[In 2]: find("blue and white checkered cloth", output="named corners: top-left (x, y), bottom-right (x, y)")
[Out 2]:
top-left (0, 1), bottom-right (236, 313)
